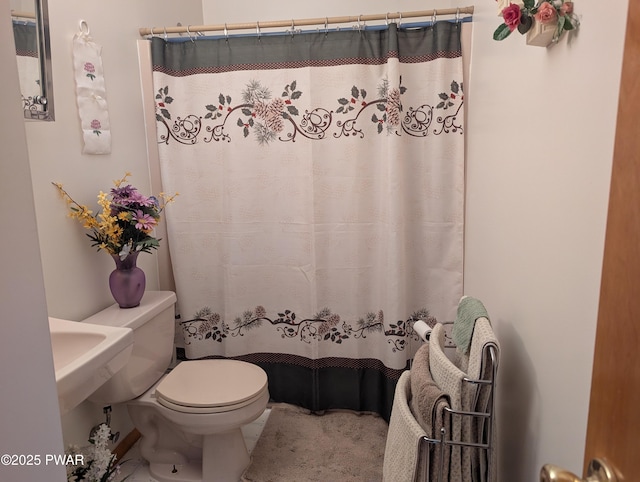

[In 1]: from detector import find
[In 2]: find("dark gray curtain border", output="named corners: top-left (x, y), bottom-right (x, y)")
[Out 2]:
top-left (151, 22), bottom-right (462, 76)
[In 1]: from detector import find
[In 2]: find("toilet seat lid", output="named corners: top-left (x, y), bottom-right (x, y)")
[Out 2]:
top-left (155, 359), bottom-right (268, 409)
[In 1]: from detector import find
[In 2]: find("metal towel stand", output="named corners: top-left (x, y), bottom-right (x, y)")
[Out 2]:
top-left (415, 321), bottom-right (499, 482)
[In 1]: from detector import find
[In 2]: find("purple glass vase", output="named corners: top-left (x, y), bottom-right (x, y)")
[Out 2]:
top-left (109, 252), bottom-right (146, 308)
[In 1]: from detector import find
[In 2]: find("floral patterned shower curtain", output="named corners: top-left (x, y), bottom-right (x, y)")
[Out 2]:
top-left (151, 21), bottom-right (465, 420)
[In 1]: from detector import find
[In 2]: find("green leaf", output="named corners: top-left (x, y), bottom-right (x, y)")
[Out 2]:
top-left (287, 105), bottom-right (299, 116)
top-left (360, 88), bottom-right (367, 99)
top-left (371, 113), bottom-right (378, 123)
top-left (451, 81), bottom-right (459, 94)
top-left (493, 23), bottom-right (512, 41)
top-left (206, 104), bottom-right (216, 112)
top-left (557, 15), bottom-right (566, 35)
top-left (164, 96), bottom-right (173, 104)
top-left (439, 92), bottom-right (449, 101)
top-left (564, 18), bottom-right (575, 31)
top-left (218, 93), bottom-right (225, 105)
top-left (291, 90), bottom-right (302, 100)
top-left (377, 103), bottom-right (386, 111)
top-left (523, 0), bottom-right (535, 9)
top-left (291, 80), bottom-right (297, 91)
top-left (161, 108), bottom-right (171, 120)
top-left (226, 95), bottom-right (232, 104)
top-left (351, 85), bottom-right (359, 98)
top-left (237, 118), bottom-right (244, 127)
top-left (241, 108), bottom-right (253, 116)
top-left (338, 98), bottom-right (349, 105)
top-left (518, 15), bottom-right (533, 34)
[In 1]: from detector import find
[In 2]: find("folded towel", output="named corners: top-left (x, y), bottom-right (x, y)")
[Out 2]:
top-left (465, 318), bottom-right (500, 482)
top-left (409, 342), bottom-right (451, 482)
top-left (383, 371), bottom-right (425, 482)
top-left (410, 343), bottom-right (450, 435)
top-left (452, 296), bottom-right (489, 355)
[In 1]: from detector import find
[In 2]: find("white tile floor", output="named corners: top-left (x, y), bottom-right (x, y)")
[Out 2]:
top-left (117, 408), bottom-right (271, 482)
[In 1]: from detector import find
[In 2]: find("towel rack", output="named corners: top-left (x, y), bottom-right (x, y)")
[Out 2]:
top-left (414, 320), bottom-right (499, 482)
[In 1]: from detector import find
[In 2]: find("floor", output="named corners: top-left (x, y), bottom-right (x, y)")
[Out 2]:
top-left (117, 408), bottom-right (271, 481)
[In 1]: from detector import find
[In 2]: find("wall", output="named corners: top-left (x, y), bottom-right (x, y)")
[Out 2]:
top-left (18, 0), bottom-right (203, 450)
top-left (203, 1), bottom-right (626, 480)
top-left (0, 4), bottom-right (66, 481)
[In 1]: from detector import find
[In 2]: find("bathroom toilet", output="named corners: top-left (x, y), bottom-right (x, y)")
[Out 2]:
top-left (85, 291), bottom-right (269, 482)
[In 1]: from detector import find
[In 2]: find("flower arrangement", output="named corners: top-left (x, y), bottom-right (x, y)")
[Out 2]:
top-left (66, 424), bottom-right (129, 482)
top-left (494, 1), bottom-right (579, 44)
top-left (53, 173), bottom-right (177, 261)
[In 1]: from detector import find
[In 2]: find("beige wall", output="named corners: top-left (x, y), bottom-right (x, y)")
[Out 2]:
top-left (203, 1), bottom-right (626, 479)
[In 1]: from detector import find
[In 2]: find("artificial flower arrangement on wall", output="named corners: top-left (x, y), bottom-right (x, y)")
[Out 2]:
top-left (494, 0), bottom-right (579, 47)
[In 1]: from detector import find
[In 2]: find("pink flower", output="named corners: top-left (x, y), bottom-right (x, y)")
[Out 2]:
top-left (560, 1), bottom-right (573, 15)
top-left (502, 4), bottom-right (522, 32)
top-left (84, 62), bottom-right (95, 73)
top-left (535, 2), bottom-right (558, 24)
top-left (90, 119), bottom-right (101, 130)
top-left (134, 210), bottom-right (157, 232)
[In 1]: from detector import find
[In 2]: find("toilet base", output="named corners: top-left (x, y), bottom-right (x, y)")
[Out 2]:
top-left (149, 461), bottom-right (202, 482)
top-left (147, 427), bottom-right (250, 482)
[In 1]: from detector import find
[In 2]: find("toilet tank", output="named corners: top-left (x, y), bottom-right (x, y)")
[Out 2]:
top-left (86, 291), bottom-right (177, 405)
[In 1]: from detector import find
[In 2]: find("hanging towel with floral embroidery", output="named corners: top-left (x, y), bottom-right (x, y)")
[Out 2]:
top-left (72, 21), bottom-right (111, 154)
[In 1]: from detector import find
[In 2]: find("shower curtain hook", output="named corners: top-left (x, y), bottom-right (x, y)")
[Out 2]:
top-left (456, 8), bottom-right (461, 24)
top-left (432, 10), bottom-right (437, 25)
top-left (324, 17), bottom-right (329, 36)
top-left (186, 25), bottom-right (195, 42)
top-left (163, 26), bottom-right (168, 40)
top-left (290, 19), bottom-right (295, 37)
top-left (256, 21), bottom-right (261, 40)
top-left (385, 13), bottom-right (389, 26)
top-left (224, 23), bottom-right (229, 42)
top-left (397, 12), bottom-right (402, 28)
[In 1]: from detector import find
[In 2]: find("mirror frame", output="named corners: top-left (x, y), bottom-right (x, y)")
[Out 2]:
top-left (24, 0), bottom-right (54, 121)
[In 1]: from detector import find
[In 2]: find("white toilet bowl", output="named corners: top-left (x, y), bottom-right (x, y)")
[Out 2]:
top-left (84, 292), bottom-right (270, 482)
top-left (128, 359), bottom-right (269, 482)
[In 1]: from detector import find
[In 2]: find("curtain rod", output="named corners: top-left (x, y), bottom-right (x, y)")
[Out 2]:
top-left (138, 6), bottom-right (474, 37)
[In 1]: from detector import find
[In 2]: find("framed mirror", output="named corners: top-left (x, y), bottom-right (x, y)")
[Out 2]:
top-left (11, 0), bottom-right (55, 121)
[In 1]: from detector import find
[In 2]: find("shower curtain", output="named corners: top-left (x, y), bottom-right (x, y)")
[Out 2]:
top-left (151, 21), bottom-right (465, 420)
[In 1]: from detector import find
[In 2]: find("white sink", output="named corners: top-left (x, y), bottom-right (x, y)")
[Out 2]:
top-left (48, 317), bottom-right (134, 415)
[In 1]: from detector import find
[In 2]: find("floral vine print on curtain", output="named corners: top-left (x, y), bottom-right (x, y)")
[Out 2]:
top-left (183, 304), bottom-right (437, 353)
top-left (155, 78), bottom-right (463, 145)
top-left (151, 21), bottom-right (466, 418)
